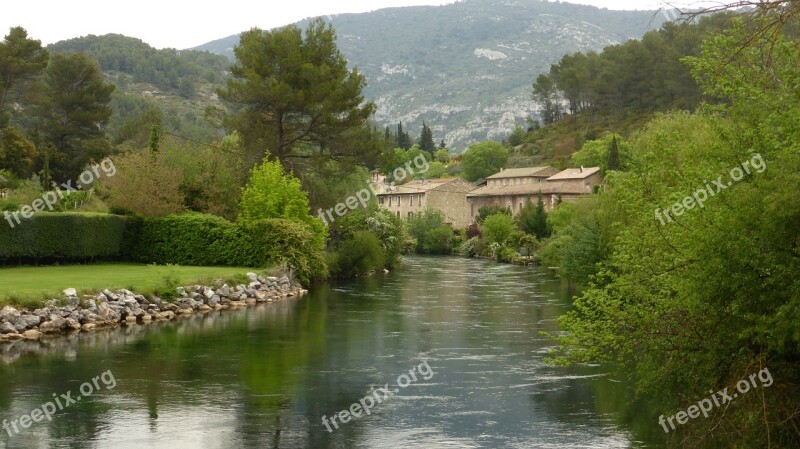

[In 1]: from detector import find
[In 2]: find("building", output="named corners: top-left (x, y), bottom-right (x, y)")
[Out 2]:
top-left (466, 166), bottom-right (602, 219)
top-left (376, 178), bottom-right (475, 228)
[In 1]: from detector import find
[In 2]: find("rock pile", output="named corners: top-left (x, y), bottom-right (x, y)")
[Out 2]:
top-left (0, 273), bottom-right (306, 342)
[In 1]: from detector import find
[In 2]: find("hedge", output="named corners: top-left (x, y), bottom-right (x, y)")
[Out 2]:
top-left (0, 212), bottom-right (130, 263)
top-left (0, 212), bottom-right (327, 285)
top-left (130, 213), bottom-right (327, 284)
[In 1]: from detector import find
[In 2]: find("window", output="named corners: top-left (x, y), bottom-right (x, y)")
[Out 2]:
top-left (388, 196), bottom-right (392, 207)
top-left (396, 211), bottom-right (400, 218)
top-left (419, 194), bottom-right (423, 206)
top-left (409, 195), bottom-right (413, 206)
top-left (379, 196), bottom-right (385, 205)
top-left (396, 196), bottom-right (401, 207)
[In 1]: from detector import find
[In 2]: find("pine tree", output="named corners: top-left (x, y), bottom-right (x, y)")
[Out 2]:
top-left (396, 121), bottom-right (412, 149)
top-left (419, 122), bottom-right (436, 154)
top-left (608, 135), bottom-right (620, 171)
top-left (439, 139), bottom-right (446, 150)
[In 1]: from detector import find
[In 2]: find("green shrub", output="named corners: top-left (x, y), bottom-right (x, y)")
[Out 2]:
top-left (407, 208), bottom-right (455, 254)
top-left (496, 245), bottom-right (517, 263)
top-left (0, 212), bottom-right (129, 263)
top-left (328, 231), bottom-right (385, 278)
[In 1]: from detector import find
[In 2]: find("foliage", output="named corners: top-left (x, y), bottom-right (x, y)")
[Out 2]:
top-left (327, 230), bottom-right (385, 278)
top-left (475, 205), bottom-right (510, 225)
top-left (379, 145), bottom-right (431, 181)
top-left (460, 141), bottom-right (509, 182)
top-left (131, 213), bottom-right (326, 285)
top-left (0, 212), bottom-right (129, 263)
top-left (33, 52), bottom-right (115, 182)
top-left (238, 156), bottom-right (327, 249)
top-left (434, 148), bottom-right (450, 164)
top-left (507, 124), bottom-right (527, 146)
top-left (102, 149), bottom-right (186, 217)
top-left (0, 27), bottom-right (48, 129)
top-left (0, 126), bottom-right (37, 178)
top-left (215, 19), bottom-right (375, 170)
top-left (418, 122), bottom-right (436, 154)
top-left (465, 223), bottom-right (482, 239)
top-left (406, 208), bottom-right (454, 254)
top-left (570, 133), bottom-right (631, 174)
top-left (331, 202), bottom-right (406, 269)
top-left (550, 21), bottom-right (800, 447)
top-left (482, 213), bottom-right (518, 245)
top-left (417, 161), bottom-right (446, 179)
top-left (517, 197), bottom-right (549, 239)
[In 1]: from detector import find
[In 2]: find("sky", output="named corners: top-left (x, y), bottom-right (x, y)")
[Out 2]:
top-left (3, 0), bottom-right (697, 49)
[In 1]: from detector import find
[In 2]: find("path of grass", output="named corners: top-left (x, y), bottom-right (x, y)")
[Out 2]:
top-left (0, 263), bottom-right (256, 306)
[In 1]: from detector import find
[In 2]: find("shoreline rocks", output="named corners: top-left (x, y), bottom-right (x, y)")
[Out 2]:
top-left (0, 273), bottom-right (307, 343)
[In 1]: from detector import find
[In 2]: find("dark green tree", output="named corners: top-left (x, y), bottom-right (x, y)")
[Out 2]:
top-left (418, 121), bottom-right (436, 154)
top-left (519, 197), bottom-right (549, 239)
top-left (215, 19), bottom-right (375, 168)
top-left (396, 121), bottom-right (412, 150)
top-left (0, 27), bottom-right (48, 131)
top-left (34, 53), bottom-right (114, 181)
top-left (439, 139), bottom-right (446, 150)
top-left (607, 135), bottom-right (620, 170)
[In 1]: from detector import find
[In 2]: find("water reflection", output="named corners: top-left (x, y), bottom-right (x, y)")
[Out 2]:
top-left (0, 256), bottom-right (660, 448)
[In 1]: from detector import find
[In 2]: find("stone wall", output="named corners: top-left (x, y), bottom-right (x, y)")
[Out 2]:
top-left (0, 273), bottom-right (307, 343)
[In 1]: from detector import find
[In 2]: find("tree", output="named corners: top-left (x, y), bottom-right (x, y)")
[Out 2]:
top-left (407, 208), bottom-right (453, 254)
top-left (507, 124), bottom-right (526, 147)
top-left (216, 19), bottom-right (375, 169)
top-left (103, 149), bottom-right (185, 217)
top-left (434, 148), bottom-right (450, 164)
top-left (418, 122), bottom-right (436, 154)
top-left (607, 135), bottom-right (620, 170)
top-left (0, 27), bottom-right (48, 131)
top-left (460, 141), bottom-right (509, 182)
top-left (439, 139), bottom-right (446, 150)
top-left (0, 126), bottom-right (36, 178)
top-left (34, 53), bottom-right (114, 181)
top-left (396, 121), bottom-right (412, 150)
top-left (530, 197), bottom-right (549, 239)
top-left (532, 74), bottom-right (561, 125)
top-left (482, 213), bottom-right (517, 245)
top-left (238, 156), bottom-right (327, 249)
top-left (476, 205), bottom-right (510, 224)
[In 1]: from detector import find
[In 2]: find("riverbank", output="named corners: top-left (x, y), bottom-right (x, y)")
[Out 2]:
top-left (0, 272), bottom-right (307, 342)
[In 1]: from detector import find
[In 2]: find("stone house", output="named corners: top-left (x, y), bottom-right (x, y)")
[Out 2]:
top-left (376, 178), bottom-right (475, 228)
top-left (466, 166), bottom-right (602, 219)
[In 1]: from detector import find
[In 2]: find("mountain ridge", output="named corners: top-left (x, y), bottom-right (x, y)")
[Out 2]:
top-left (194, 0), bottom-right (666, 151)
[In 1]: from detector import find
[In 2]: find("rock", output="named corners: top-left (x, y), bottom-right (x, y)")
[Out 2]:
top-left (102, 289), bottom-right (119, 301)
top-left (140, 314), bottom-right (152, 322)
top-left (0, 332), bottom-right (22, 341)
top-left (175, 287), bottom-right (186, 297)
top-left (245, 298), bottom-right (256, 305)
top-left (257, 275), bottom-right (267, 284)
top-left (157, 311), bottom-right (175, 321)
top-left (66, 319), bottom-right (81, 333)
top-left (248, 281), bottom-right (261, 290)
top-left (22, 329), bottom-right (41, 340)
top-left (81, 323), bottom-right (97, 332)
top-left (0, 321), bottom-right (17, 334)
top-left (207, 295), bottom-right (219, 307)
top-left (63, 288), bottom-right (78, 297)
top-left (255, 291), bottom-right (269, 301)
top-left (216, 285), bottom-right (230, 297)
top-left (132, 308), bottom-right (146, 318)
top-left (246, 272), bottom-right (259, 282)
top-left (198, 304), bottom-right (212, 312)
top-left (125, 315), bottom-right (137, 324)
top-left (14, 315), bottom-right (41, 332)
top-left (203, 288), bottom-right (215, 299)
top-left (39, 317), bottom-right (67, 334)
top-left (0, 305), bottom-right (20, 322)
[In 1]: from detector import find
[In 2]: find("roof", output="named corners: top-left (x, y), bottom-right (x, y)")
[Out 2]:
top-left (486, 166), bottom-right (559, 179)
top-left (546, 166), bottom-right (601, 181)
top-left (466, 181), bottom-right (593, 198)
top-left (377, 178), bottom-right (474, 195)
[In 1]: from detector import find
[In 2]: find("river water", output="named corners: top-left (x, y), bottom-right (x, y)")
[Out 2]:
top-left (0, 256), bottom-right (661, 448)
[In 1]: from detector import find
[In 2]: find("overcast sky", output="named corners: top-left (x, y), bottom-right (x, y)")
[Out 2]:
top-left (3, 0), bottom-right (698, 49)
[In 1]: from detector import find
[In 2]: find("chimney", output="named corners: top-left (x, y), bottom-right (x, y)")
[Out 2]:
top-left (580, 166), bottom-right (584, 173)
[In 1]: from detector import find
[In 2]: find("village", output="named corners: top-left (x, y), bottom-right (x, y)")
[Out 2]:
top-left (374, 165), bottom-right (603, 228)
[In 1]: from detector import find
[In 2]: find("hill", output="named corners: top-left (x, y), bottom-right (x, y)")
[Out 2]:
top-left (48, 34), bottom-right (230, 143)
top-left (194, 0), bottom-right (665, 151)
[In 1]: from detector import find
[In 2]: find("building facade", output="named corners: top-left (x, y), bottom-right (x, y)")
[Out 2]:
top-left (376, 178), bottom-right (475, 228)
top-left (466, 166), bottom-right (602, 219)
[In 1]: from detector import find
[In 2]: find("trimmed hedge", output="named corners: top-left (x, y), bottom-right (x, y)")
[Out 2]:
top-left (130, 213), bottom-right (327, 284)
top-left (0, 212), bottom-right (327, 285)
top-left (0, 212), bottom-right (130, 263)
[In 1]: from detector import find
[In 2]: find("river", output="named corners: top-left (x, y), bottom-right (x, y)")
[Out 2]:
top-left (0, 256), bottom-right (661, 448)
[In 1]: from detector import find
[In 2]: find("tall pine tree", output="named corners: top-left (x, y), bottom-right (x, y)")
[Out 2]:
top-left (419, 121), bottom-right (436, 154)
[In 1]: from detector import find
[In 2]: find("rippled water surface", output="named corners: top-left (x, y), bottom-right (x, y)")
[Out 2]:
top-left (0, 256), bottom-right (659, 448)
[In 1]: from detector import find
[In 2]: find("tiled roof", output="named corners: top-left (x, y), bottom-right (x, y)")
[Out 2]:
top-left (377, 178), bottom-right (471, 195)
top-left (546, 167), bottom-right (601, 181)
top-left (466, 181), bottom-right (593, 197)
top-left (486, 166), bottom-right (559, 179)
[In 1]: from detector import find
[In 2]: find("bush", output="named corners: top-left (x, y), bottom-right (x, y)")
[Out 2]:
top-left (476, 205), bottom-right (511, 224)
top-left (0, 212), bottom-right (129, 263)
top-left (482, 213), bottom-right (518, 245)
top-left (407, 208), bottom-right (455, 254)
top-left (327, 231), bottom-right (385, 278)
top-left (495, 245), bottom-right (517, 263)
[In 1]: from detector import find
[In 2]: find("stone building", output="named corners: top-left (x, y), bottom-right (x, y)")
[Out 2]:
top-left (466, 166), bottom-right (602, 218)
top-left (376, 178), bottom-right (475, 228)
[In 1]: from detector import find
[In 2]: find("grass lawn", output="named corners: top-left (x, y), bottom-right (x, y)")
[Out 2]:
top-left (0, 263), bottom-right (257, 306)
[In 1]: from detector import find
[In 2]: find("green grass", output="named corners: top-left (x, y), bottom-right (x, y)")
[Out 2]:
top-left (0, 263), bottom-right (257, 307)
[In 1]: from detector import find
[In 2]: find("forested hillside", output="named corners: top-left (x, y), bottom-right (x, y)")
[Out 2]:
top-left (48, 34), bottom-right (230, 144)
